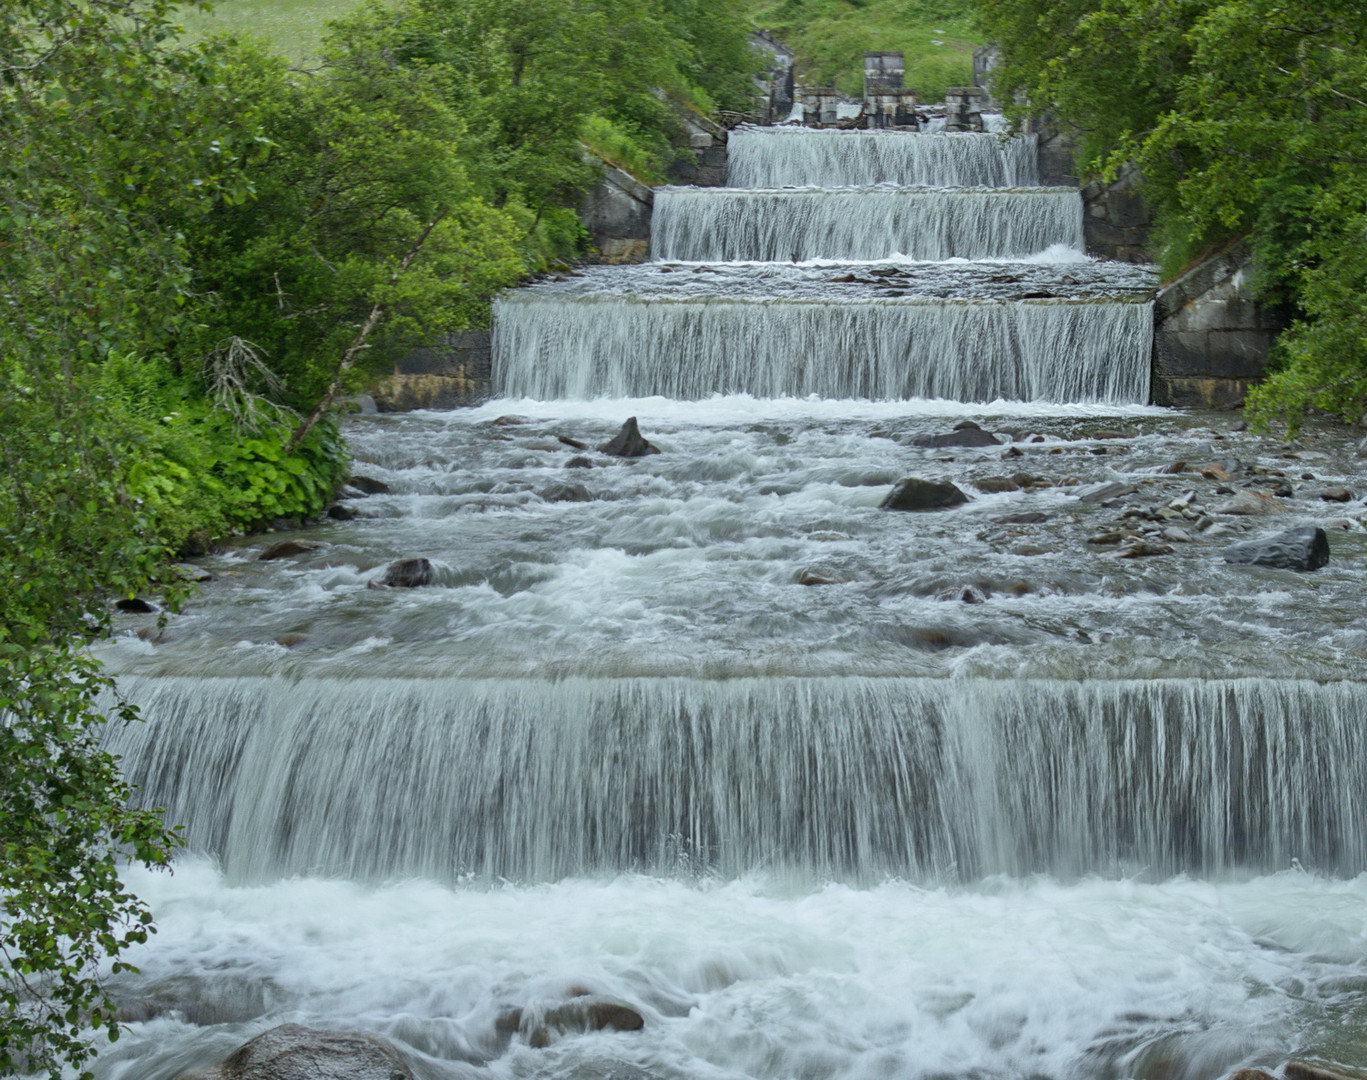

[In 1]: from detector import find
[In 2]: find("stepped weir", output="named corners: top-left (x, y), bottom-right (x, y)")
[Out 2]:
top-left (98, 121), bottom-right (1367, 1080)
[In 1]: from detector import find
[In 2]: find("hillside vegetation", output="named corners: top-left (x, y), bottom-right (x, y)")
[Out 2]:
top-left (747, 0), bottom-right (980, 103)
top-left (980, 0), bottom-right (1367, 430)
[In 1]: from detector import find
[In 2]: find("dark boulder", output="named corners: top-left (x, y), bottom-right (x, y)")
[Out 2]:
top-left (346, 475), bottom-right (390, 495)
top-left (993, 511), bottom-right (1050, 524)
top-left (879, 478), bottom-right (970, 511)
top-left (539, 482), bottom-right (592, 503)
top-left (908, 422), bottom-right (1001, 448)
top-left (973, 476), bottom-right (1019, 493)
top-left (1073, 482), bottom-right (1137, 504)
top-left (174, 1023), bottom-right (413, 1080)
top-left (565, 456), bottom-right (594, 469)
top-left (327, 504), bottom-right (358, 521)
top-left (1223, 526), bottom-right (1330, 571)
top-left (259, 540), bottom-right (325, 561)
top-left (598, 417), bottom-right (660, 458)
top-left (380, 558), bottom-right (433, 588)
top-left (1319, 487), bottom-right (1353, 502)
top-left (115, 597), bottom-right (158, 614)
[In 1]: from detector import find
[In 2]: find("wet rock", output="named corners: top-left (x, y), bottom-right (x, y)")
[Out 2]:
top-left (115, 597), bottom-right (158, 613)
top-left (1114, 541), bottom-right (1174, 558)
top-left (275, 634), bottom-right (309, 649)
top-left (179, 528), bottom-right (214, 558)
top-left (259, 540), bottom-right (325, 561)
top-left (1162, 527), bottom-right (1196, 543)
top-left (1224, 526), bottom-right (1330, 571)
top-left (797, 569), bottom-right (848, 586)
top-left (380, 558), bottom-right (433, 588)
top-left (491, 415), bottom-right (530, 426)
top-left (1199, 464), bottom-right (1230, 481)
top-left (171, 563), bottom-right (214, 583)
top-left (558, 435), bottom-right (589, 450)
top-left (1092, 430), bottom-right (1130, 440)
top-left (1248, 477), bottom-right (1295, 497)
top-left (1155, 461), bottom-right (1187, 474)
top-left (908, 423), bottom-right (1001, 448)
top-left (1213, 490), bottom-right (1289, 516)
top-left (598, 417), bottom-right (661, 458)
top-left (879, 478), bottom-right (970, 511)
top-left (1228, 1071), bottom-right (1278, 1080)
top-left (327, 504), bottom-right (358, 521)
top-left (347, 475), bottom-right (390, 495)
top-left (1283, 1062), bottom-right (1365, 1080)
top-left (993, 511), bottom-right (1050, 524)
top-left (1085, 531), bottom-right (1129, 545)
top-left (1004, 446), bottom-right (1024, 458)
top-left (1073, 482), bottom-right (1138, 504)
top-left (565, 456), bottom-right (594, 469)
top-left (174, 1023), bottom-right (413, 1080)
top-left (539, 482), bottom-right (592, 503)
top-left (1320, 487), bottom-right (1354, 502)
top-left (936, 584), bottom-right (989, 603)
top-left (1010, 472), bottom-right (1048, 489)
top-left (973, 476), bottom-right (1019, 493)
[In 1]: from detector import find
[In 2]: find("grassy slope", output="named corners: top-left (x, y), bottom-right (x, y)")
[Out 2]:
top-left (174, 0), bottom-right (382, 62)
top-left (745, 0), bottom-right (980, 104)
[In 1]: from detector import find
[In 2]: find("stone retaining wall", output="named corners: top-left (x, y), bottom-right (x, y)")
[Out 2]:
top-left (1151, 242), bottom-right (1285, 409)
top-left (372, 330), bottom-right (492, 411)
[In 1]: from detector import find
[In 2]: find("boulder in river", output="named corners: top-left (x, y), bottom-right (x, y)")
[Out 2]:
top-left (259, 540), bottom-right (325, 561)
top-left (908, 422), bottom-right (1001, 448)
top-left (1073, 482), bottom-right (1138, 504)
top-left (879, 478), bottom-right (970, 511)
top-left (972, 476), bottom-right (1019, 493)
top-left (797, 569), bottom-right (848, 586)
top-left (1213, 490), bottom-right (1289, 516)
top-left (1223, 526), bottom-right (1329, 571)
top-left (598, 417), bottom-right (661, 458)
top-left (539, 482), bottom-right (592, 503)
top-left (380, 558), bottom-right (433, 588)
top-left (1319, 487), bottom-right (1353, 502)
top-left (115, 597), bottom-right (158, 613)
top-left (175, 1023), bottom-right (413, 1080)
top-left (346, 475), bottom-right (391, 496)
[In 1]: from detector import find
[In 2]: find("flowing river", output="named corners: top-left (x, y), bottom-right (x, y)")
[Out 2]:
top-left (92, 124), bottom-right (1367, 1080)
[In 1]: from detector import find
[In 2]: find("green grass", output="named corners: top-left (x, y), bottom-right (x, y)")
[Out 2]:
top-left (174, 0), bottom-right (385, 63)
top-left (746, 0), bottom-right (981, 103)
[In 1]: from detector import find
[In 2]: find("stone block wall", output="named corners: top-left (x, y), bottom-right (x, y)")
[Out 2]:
top-left (666, 113), bottom-right (728, 186)
top-left (581, 165), bottom-right (654, 264)
top-left (1152, 242), bottom-right (1284, 409)
top-left (372, 330), bottom-right (493, 411)
top-left (1081, 164), bottom-right (1154, 262)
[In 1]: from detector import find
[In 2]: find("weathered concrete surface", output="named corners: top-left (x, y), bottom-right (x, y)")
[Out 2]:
top-left (1081, 164), bottom-right (1154, 263)
top-left (666, 111), bottom-right (727, 186)
top-left (372, 329), bottom-right (491, 411)
top-left (582, 164), bottom-right (653, 264)
top-left (1152, 241), bottom-right (1286, 409)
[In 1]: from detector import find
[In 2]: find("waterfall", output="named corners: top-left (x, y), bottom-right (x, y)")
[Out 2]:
top-left (726, 127), bottom-right (1041, 189)
top-left (650, 187), bottom-right (1082, 262)
top-left (494, 293), bottom-right (1153, 402)
top-left (109, 675), bottom-right (1367, 884)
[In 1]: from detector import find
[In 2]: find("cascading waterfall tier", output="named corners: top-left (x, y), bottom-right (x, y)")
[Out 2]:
top-left (726, 126), bottom-right (1041, 189)
top-left (109, 675), bottom-right (1367, 885)
top-left (494, 290), bottom-right (1153, 403)
top-left (650, 186), bottom-right (1082, 262)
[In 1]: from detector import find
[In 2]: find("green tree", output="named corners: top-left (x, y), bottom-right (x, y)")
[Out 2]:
top-left (977, 0), bottom-right (1367, 429)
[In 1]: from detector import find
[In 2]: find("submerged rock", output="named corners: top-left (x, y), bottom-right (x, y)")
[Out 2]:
top-left (1073, 482), bottom-right (1138, 504)
top-left (797, 569), bottom-right (848, 586)
top-left (539, 482), bottom-right (592, 503)
top-left (259, 540), bottom-right (325, 561)
top-left (175, 1023), bottom-right (413, 1080)
top-left (879, 478), bottom-right (970, 511)
top-left (1223, 526), bottom-right (1330, 571)
top-left (1213, 490), bottom-right (1289, 516)
top-left (908, 422), bottom-right (1001, 448)
top-left (993, 511), bottom-right (1050, 524)
top-left (598, 417), bottom-right (661, 458)
top-left (346, 475), bottom-right (391, 495)
top-left (327, 503), bottom-right (358, 521)
top-left (379, 558), bottom-right (433, 588)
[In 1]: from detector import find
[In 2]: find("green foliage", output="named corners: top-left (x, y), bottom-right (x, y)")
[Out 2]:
top-left (0, 646), bottom-right (178, 1080)
top-left (748, 0), bottom-right (979, 101)
top-left (977, 0), bottom-right (1367, 428)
